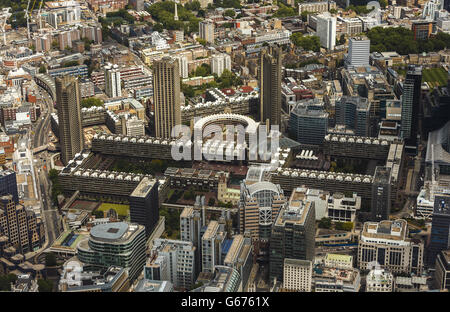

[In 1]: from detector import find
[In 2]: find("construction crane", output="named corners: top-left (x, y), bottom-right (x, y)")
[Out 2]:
top-left (0, 8), bottom-right (11, 46)
top-left (25, 0), bottom-right (39, 40)
top-left (37, 0), bottom-right (44, 31)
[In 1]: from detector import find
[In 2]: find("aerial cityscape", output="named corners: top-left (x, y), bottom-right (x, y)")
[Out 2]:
top-left (0, 0), bottom-right (449, 296)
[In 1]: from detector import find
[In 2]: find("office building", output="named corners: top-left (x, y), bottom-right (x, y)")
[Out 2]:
top-left (180, 206), bottom-right (203, 275)
top-left (316, 13), bottom-right (336, 50)
top-left (211, 53), bottom-right (232, 77)
top-left (313, 265), bottom-right (361, 292)
top-left (152, 57), bottom-right (181, 139)
top-left (129, 177), bottom-right (159, 238)
top-left (428, 191), bottom-right (450, 266)
top-left (35, 35), bottom-right (51, 53)
top-left (347, 37), bottom-right (370, 67)
top-left (0, 170), bottom-right (19, 203)
top-left (223, 234), bottom-right (253, 291)
top-left (135, 279), bottom-right (174, 292)
top-left (239, 179), bottom-right (286, 246)
top-left (55, 76), bottom-right (84, 165)
top-left (401, 65), bottom-right (422, 150)
top-left (298, 1), bottom-right (337, 14)
top-left (129, 0), bottom-right (144, 11)
top-left (289, 101), bottom-right (329, 145)
top-left (371, 166), bottom-right (392, 221)
top-left (126, 116), bottom-right (145, 136)
top-left (191, 266), bottom-right (241, 292)
top-left (366, 267), bottom-right (394, 292)
top-left (270, 187), bottom-right (316, 281)
top-left (201, 221), bottom-right (226, 273)
top-left (283, 259), bottom-right (313, 292)
top-left (327, 192), bottom-right (361, 222)
top-left (259, 45), bottom-right (282, 126)
top-left (58, 31), bottom-right (73, 50)
top-left (412, 21), bottom-right (433, 40)
top-left (175, 55), bottom-right (189, 79)
top-left (199, 20), bottom-right (214, 43)
top-left (0, 195), bottom-right (44, 253)
top-left (104, 63), bottom-right (122, 98)
top-left (77, 222), bottom-right (146, 281)
top-left (48, 65), bottom-right (88, 79)
top-left (434, 249), bottom-right (450, 291)
top-left (358, 220), bottom-right (424, 275)
top-left (59, 260), bottom-right (130, 292)
top-left (335, 96), bottom-right (370, 137)
top-left (146, 238), bottom-right (196, 290)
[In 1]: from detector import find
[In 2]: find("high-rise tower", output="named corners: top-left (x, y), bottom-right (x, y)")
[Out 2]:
top-left (55, 76), bottom-right (84, 165)
top-left (152, 57), bottom-right (181, 139)
top-left (401, 65), bottom-right (422, 152)
top-left (259, 45), bottom-right (282, 127)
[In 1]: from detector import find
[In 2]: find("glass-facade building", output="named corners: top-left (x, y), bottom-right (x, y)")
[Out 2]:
top-left (289, 102), bottom-right (329, 145)
top-left (77, 222), bottom-right (146, 281)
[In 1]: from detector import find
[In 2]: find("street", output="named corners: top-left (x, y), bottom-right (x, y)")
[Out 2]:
top-left (30, 87), bottom-right (62, 263)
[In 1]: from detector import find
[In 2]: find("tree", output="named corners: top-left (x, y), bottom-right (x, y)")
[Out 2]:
top-left (378, 0), bottom-right (387, 8)
top-left (92, 210), bottom-right (104, 218)
top-left (81, 97), bottom-right (104, 108)
top-left (196, 37), bottom-right (207, 46)
top-left (153, 23), bottom-right (164, 32)
top-left (45, 252), bottom-right (57, 267)
top-left (329, 8), bottom-right (337, 14)
top-left (193, 63), bottom-right (211, 77)
top-left (319, 217), bottom-right (332, 229)
top-left (0, 274), bottom-right (17, 291)
top-left (300, 10), bottom-right (310, 22)
top-left (39, 65), bottom-right (46, 74)
top-left (38, 279), bottom-right (54, 292)
top-left (185, 0), bottom-right (201, 11)
top-left (208, 198), bottom-right (215, 206)
top-left (224, 9), bottom-right (236, 18)
top-left (273, 3), bottom-right (296, 18)
top-left (83, 37), bottom-right (92, 51)
top-left (190, 281), bottom-right (203, 290)
top-left (291, 33), bottom-right (321, 52)
top-left (62, 60), bottom-right (79, 68)
top-left (335, 222), bottom-right (353, 231)
top-left (182, 84), bottom-right (195, 98)
top-left (48, 169), bottom-right (59, 182)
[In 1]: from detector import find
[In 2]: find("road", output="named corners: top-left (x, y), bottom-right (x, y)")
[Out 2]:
top-left (30, 87), bottom-right (62, 264)
top-left (33, 89), bottom-right (54, 148)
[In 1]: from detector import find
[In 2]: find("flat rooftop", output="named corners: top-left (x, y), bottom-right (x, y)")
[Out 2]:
top-left (362, 219), bottom-right (408, 242)
top-left (325, 253), bottom-right (353, 263)
top-left (130, 177), bottom-right (157, 198)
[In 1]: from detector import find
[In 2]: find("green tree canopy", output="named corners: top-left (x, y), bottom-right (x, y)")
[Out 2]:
top-left (367, 27), bottom-right (450, 55)
top-left (224, 9), bottom-right (236, 18)
top-left (147, 1), bottom-right (201, 34)
top-left (319, 217), bottom-right (332, 229)
top-left (185, 0), bottom-right (201, 11)
top-left (273, 3), bottom-right (297, 18)
top-left (291, 33), bottom-right (321, 52)
top-left (0, 274), bottom-right (17, 291)
top-left (45, 252), bottom-right (57, 267)
top-left (38, 279), bottom-right (54, 292)
top-left (81, 98), bottom-right (104, 108)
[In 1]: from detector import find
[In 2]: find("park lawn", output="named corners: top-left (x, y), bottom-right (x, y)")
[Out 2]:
top-left (422, 67), bottom-right (448, 87)
top-left (97, 203), bottom-right (130, 217)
